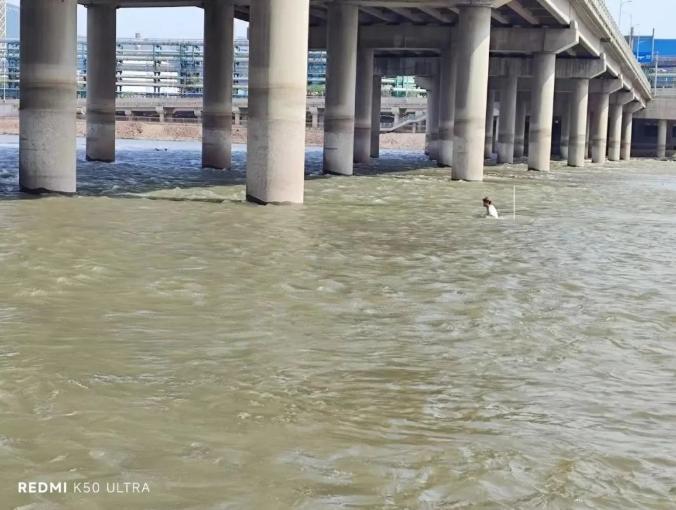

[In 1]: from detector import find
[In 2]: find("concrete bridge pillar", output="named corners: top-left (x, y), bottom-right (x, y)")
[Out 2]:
top-left (528, 52), bottom-right (556, 171)
top-left (371, 75), bottom-right (382, 158)
top-left (621, 102), bottom-right (642, 161)
top-left (323, 3), bottom-right (358, 175)
top-left (620, 112), bottom-right (633, 161)
top-left (424, 93), bottom-right (432, 155)
top-left (559, 97), bottom-right (570, 161)
top-left (428, 76), bottom-right (441, 160)
top-left (86, 4), bottom-right (116, 163)
top-left (202, 0), bottom-right (233, 169)
top-left (438, 44), bottom-right (457, 167)
top-left (391, 108), bottom-right (401, 125)
top-left (568, 78), bottom-right (589, 167)
top-left (234, 107), bottom-right (241, 126)
top-left (514, 93), bottom-right (528, 159)
top-left (309, 107), bottom-right (319, 129)
top-left (657, 119), bottom-right (668, 159)
top-left (20, 0), bottom-right (77, 193)
top-left (607, 103), bottom-right (623, 162)
top-left (586, 112), bottom-right (592, 159)
top-left (354, 48), bottom-right (374, 163)
top-left (590, 93), bottom-right (610, 163)
top-left (246, 0), bottom-right (309, 204)
top-left (452, 3), bottom-right (492, 180)
top-left (484, 90), bottom-right (495, 159)
top-left (497, 75), bottom-right (518, 164)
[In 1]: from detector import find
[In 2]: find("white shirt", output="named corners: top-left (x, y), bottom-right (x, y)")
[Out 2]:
top-left (486, 204), bottom-right (499, 219)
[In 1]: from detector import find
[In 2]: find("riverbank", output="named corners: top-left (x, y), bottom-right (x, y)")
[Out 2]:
top-left (0, 118), bottom-right (425, 150)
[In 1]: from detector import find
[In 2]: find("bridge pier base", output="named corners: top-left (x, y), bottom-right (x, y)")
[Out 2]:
top-left (528, 52), bottom-right (556, 171)
top-left (86, 4), bottom-right (116, 163)
top-left (370, 75), bottom-right (382, 158)
top-left (19, 0), bottom-right (77, 194)
top-left (354, 48), bottom-right (374, 164)
top-left (497, 75), bottom-right (518, 164)
top-left (514, 93), bottom-right (528, 159)
top-left (202, 0), bottom-right (233, 170)
top-left (452, 4), bottom-right (492, 181)
top-left (591, 92), bottom-right (610, 164)
top-left (438, 44), bottom-right (457, 167)
top-left (568, 78), bottom-right (589, 167)
top-left (559, 98), bottom-right (570, 161)
top-left (620, 111), bottom-right (633, 161)
top-left (607, 102), bottom-right (623, 161)
top-left (323, 3), bottom-right (358, 175)
top-left (246, 0), bottom-right (309, 204)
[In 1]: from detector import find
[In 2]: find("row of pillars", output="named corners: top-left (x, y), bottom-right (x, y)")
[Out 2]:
top-left (18, 0), bottom-right (498, 203)
top-left (422, 63), bottom-right (643, 173)
top-left (21, 0), bottom-right (310, 203)
top-left (18, 1), bottom-right (647, 204)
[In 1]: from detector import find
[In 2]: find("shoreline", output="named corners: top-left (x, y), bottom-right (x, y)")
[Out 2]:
top-left (0, 118), bottom-right (425, 151)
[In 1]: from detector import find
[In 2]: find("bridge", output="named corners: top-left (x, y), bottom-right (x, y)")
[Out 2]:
top-left (20, 0), bottom-right (653, 204)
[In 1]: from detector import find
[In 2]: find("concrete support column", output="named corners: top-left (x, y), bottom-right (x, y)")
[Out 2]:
top-left (354, 48), bottom-right (374, 163)
top-left (607, 102), bottom-right (623, 162)
top-left (559, 97), bottom-right (570, 160)
top-left (484, 90), bottom-right (495, 158)
top-left (586, 112), bottom-right (592, 159)
top-left (20, 0), bottom-right (77, 193)
top-left (452, 4), bottom-right (492, 181)
top-left (497, 76), bottom-right (518, 164)
top-left (568, 78), bottom-right (589, 167)
top-left (202, 0), bottom-right (234, 169)
top-left (86, 4), bottom-right (116, 163)
top-left (438, 45), bottom-right (457, 166)
top-left (590, 92), bottom-right (610, 163)
top-left (323, 3), bottom-right (358, 175)
top-left (425, 93), bottom-right (432, 155)
top-left (428, 77), bottom-right (440, 160)
top-left (514, 93), bottom-right (528, 159)
top-left (246, 0), bottom-right (309, 204)
top-left (371, 75), bottom-right (382, 158)
top-left (528, 52), bottom-right (556, 171)
top-left (620, 110), bottom-right (633, 161)
top-left (657, 119), bottom-right (668, 159)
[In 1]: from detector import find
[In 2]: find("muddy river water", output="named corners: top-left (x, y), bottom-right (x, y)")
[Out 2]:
top-left (1, 136), bottom-right (675, 508)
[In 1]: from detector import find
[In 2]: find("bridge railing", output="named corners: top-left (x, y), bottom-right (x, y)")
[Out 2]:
top-left (583, 0), bottom-right (652, 96)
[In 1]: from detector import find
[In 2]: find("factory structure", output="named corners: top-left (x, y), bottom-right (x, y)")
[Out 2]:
top-left (0, 31), bottom-right (418, 99)
top-left (631, 35), bottom-right (676, 90)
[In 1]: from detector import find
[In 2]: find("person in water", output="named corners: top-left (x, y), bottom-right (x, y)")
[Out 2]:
top-left (483, 197), bottom-right (499, 219)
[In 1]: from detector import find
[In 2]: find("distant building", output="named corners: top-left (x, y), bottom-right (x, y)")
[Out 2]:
top-left (630, 36), bottom-right (676, 89)
top-left (0, 2), bottom-right (420, 99)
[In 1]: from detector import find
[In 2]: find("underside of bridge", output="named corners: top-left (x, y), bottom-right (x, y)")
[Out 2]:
top-left (20, 0), bottom-right (652, 203)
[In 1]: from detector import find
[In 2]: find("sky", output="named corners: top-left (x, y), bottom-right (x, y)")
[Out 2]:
top-left (74, 6), bottom-right (248, 39)
top-left (604, 0), bottom-right (676, 37)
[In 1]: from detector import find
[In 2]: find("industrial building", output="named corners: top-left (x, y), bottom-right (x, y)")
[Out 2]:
top-left (631, 35), bottom-right (676, 90)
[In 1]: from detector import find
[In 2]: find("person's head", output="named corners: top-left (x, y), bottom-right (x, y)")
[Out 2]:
top-left (483, 197), bottom-right (492, 208)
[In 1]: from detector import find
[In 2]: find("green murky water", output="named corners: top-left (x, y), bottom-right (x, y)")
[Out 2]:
top-left (1, 138), bottom-right (675, 508)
